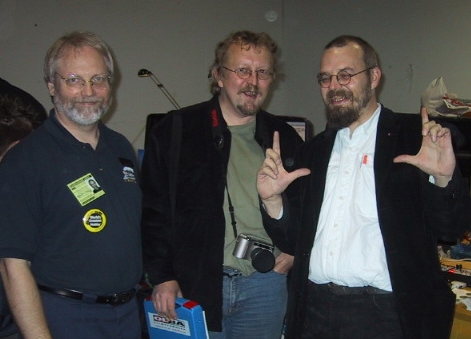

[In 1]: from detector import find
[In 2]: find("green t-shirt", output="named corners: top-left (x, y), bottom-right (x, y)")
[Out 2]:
top-left (223, 119), bottom-right (274, 276)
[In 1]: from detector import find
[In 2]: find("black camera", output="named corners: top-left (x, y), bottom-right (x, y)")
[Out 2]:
top-left (232, 233), bottom-right (275, 273)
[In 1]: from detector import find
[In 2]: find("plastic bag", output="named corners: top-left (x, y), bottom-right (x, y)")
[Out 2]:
top-left (421, 77), bottom-right (471, 117)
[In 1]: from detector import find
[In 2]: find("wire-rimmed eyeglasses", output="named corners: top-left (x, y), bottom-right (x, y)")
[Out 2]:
top-left (316, 67), bottom-right (374, 88)
top-left (223, 67), bottom-right (274, 81)
top-left (55, 72), bottom-right (111, 89)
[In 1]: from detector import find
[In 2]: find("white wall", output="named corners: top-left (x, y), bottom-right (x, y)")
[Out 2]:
top-left (1, 0), bottom-right (470, 149)
top-left (283, 0), bottom-right (471, 134)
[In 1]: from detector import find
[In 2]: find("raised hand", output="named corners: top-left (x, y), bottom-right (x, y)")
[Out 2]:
top-left (257, 132), bottom-right (310, 217)
top-left (393, 107), bottom-right (455, 187)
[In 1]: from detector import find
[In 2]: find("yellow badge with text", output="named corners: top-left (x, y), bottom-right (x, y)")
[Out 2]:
top-left (83, 209), bottom-right (107, 233)
top-left (67, 173), bottom-right (105, 206)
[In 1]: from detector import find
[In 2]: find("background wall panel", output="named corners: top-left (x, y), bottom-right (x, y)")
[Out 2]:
top-left (1, 0), bottom-right (470, 148)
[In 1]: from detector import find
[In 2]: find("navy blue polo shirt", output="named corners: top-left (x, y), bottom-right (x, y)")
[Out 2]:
top-left (0, 111), bottom-right (142, 294)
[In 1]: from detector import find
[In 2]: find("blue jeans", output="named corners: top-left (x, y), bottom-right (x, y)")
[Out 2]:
top-left (209, 269), bottom-right (287, 339)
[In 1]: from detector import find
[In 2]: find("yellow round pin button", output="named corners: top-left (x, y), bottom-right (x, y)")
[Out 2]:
top-left (83, 209), bottom-right (107, 233)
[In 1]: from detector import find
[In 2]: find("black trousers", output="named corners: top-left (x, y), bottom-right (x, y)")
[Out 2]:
top-left (300, 281), bottom-right (404, 339)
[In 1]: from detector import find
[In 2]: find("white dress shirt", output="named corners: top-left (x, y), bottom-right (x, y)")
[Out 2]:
top-left (308, 104), bottom-right (392, 291)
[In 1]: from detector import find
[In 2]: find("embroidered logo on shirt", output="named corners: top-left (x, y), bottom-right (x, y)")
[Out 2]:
top-left (119, 157), bottom-right (137, 183)
top-left (122, 166), bottom-right (136, 183)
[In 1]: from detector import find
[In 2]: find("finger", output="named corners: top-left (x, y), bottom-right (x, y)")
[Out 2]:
top-left (258, 163), bottom-right (280, 180)
top-left (393, 154), bottom-right (414, 164)
top-left (265, 148), bottom-right (282, 169)
top-left (420, 106), bottom-right (429, 125)
top-left (157, 297), bottom-right (176, 320)
top-left (272, 131), bottom-right (281, 157)
top-left (259, 166), bottom-right (279, 180)
top-left (420, 106), bottom-right (434, 137)
top-left (153, 289), bottom-right (177, 319)
top-left (288, 168), bottom-right (311, 182)
top-left (152, 290), bottom-right (161, 312)
top-left (427, 123), bottom-right (443, 142)
top-left (152, 299), bottom-right (159, 314)
top-left (166, 298), bottom-right (178, 320)
top-left (437, 127), bottom-right (450, 139)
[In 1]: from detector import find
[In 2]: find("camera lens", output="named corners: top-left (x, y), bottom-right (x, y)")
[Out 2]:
top-left (251, 248), bottom-right (275, 273)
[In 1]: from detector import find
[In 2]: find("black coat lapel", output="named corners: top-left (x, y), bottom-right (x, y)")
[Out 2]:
top-left (374, 107), bottom-right (401, 194)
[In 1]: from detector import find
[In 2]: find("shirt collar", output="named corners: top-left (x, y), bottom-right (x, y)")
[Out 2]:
top-left (338, 103), bottom-right (381, 140)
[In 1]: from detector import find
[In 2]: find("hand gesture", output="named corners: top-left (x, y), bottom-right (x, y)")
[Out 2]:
top-left (257, 132), bottom-right (310, 217)
top-left (393, 107), bottom-right (455, 187)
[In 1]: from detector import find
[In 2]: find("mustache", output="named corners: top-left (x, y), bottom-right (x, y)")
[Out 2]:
top-left (74, 97), bottom-right (104, 104)
top-left (327, 89), bottom-right (352, 101)
top-left (239, 84), bottom-right (260, 94)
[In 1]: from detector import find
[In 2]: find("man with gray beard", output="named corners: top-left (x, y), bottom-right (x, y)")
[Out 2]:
top-left (0, 31), bottom-right (142, 339)
top-left (257, 35), bottom-right (471, 339)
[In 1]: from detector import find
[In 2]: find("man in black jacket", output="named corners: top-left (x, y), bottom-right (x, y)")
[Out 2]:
top-left (257, 35), bottom-right (471, 339)
top-left (141, 31), bottom-right (304, 338)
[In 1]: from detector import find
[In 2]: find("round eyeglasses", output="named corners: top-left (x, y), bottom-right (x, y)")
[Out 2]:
top-left (316, 67), bottom-right (374, 88)
top-left (55, 72), bottom-right (111, 89)
top-left (223, 67), bottom-right (273, 81)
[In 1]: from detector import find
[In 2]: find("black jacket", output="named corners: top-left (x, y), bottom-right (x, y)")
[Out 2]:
top-left (263, 106), bottom-right (471, 339)
top-left (141, 96), bottom-right (304, 331)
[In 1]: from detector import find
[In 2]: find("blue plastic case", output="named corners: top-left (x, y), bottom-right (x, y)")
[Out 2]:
top-left (144, 298), bottom-right (208, 339)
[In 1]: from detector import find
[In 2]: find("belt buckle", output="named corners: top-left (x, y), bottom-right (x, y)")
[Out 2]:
top-left (327, 283), bottom-right (360, 295)
top-left (108, 293), bottom-right (122, 306)
top-left (113, 290), bottom-right (135, 305)
top-left (102, 292), bottom-right (125, 306)
top-left (97, 288), bottom-right (135, 306)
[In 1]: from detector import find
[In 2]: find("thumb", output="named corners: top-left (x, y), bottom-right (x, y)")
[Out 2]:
top-left (289, 168), bottom-right (311, 182)
top-left (393, 154), bottom-right (414, 164)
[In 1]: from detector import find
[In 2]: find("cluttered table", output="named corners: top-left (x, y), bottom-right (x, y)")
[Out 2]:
top-left (451, 289), bottom-right (471, 339)
top-left (432, 93), bottom-right (471, 338)
top-left (441, 258), bottom-right (471, 339)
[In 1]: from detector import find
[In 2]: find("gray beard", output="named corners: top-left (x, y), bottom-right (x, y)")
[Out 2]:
top-left (236, 103), bottom-right (259, 117)
top-left (54, 97), bottom-right (110, 126)
top-left (236, 85), bottom-right (261, 117)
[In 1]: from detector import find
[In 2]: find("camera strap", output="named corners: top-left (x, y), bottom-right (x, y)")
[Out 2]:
top-left (210, 107), bottom-right (239, 239)
top-left (226, 184), bottom-right (238, 239)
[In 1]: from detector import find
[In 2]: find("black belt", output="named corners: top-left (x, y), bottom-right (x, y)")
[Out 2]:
top-left (38, 285), bottom-right (137, 306)
top-left (308, 280), bottom-right (392, 295)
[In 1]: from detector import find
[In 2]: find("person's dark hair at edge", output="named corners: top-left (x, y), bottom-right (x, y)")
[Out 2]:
top-left (0, 93), bottom-right (47, 157)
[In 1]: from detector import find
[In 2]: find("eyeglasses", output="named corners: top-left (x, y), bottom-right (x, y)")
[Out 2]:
top-left (55, 72), bottom-right (111, 89)
top-left (223, 67), bottom-right (273, 81)
top-left (316, 67), bottom-right (374, 88)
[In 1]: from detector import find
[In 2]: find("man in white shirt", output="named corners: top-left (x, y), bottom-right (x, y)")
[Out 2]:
top-left (257, 35), bottom-right (471, 339)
